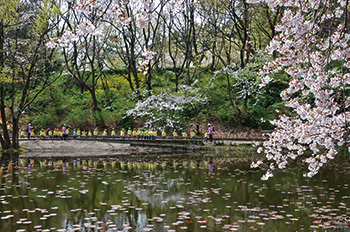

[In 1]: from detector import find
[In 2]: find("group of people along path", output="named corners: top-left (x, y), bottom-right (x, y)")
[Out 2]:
top-left (20, 123), bottom-right (215, 143)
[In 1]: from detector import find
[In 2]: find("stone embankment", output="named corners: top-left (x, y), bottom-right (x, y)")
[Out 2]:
top-left (18, 137), bottom-right (260, 158)
top-left (19, 139), bottom-right (204, 158)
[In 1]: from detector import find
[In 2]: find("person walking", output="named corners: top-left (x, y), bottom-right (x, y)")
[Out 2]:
top-left (208, 123), bottom-right (214, 142)
top-left (27, 123), bottom-right (33, 140)
top-left (62, 124), bottom-right (67, 140)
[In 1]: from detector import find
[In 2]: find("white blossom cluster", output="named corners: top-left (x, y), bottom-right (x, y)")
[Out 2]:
top-left (164, 0), bottom-right (184, 13)
top-left (249, 0), bottom-right (350, 180)
top-left (213, 53), bottom-right (268, 106)
top-left (138, 49), bottom-right (157, 75)
top-left (126, 87), bottom-right (207, 129)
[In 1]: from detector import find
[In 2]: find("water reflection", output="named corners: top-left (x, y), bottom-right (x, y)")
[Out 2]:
top-left (0, 156), bottom-right (349, 231)
top-left (209, 158), bottom-right (214, 175)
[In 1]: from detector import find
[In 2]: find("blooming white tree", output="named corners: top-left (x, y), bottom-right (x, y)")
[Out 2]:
top-left (213, 52), bottom-right (268, 108)
top-left (126, 86), bottom-right (206, 129)
top-left (249, 0), bottom-right (350, 179)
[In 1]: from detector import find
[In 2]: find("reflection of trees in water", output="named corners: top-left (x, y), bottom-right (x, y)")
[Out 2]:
top-left (128, 183), bottom-right (185, 209)
top-left (0, 152), bottom-right (18, 168)
top-left (3, 156), bottom-right (350, 231)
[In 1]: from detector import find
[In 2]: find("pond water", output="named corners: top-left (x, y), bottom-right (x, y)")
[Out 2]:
top-left (0, 156), bottom-right (349, 231)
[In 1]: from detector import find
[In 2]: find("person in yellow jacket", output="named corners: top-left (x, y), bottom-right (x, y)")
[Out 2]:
top-left (30, 129), bottom-right (35, 139)
top-left (161, 129), bottom-right (166, 139)
top-left (7, 123), bottom-right (12, 132)
top-left (82, 130), bottom-right (87, 137)
top-left (20, 129), bottom-right (25, 139)
top-left (172, 129), bottom-right (178, 139)
top-left (48, 129), bottom-right (53, 139)
top-left (145, 129), bottom-right (150, 140)
top-left (127, 128), bottom-right (132, 139)
top-left (190, 130), bottom-right (196, 140)
top-left (120, 128), bottom-right (126, 139)
top-left (111, 128), bottom-right (116, 139)
top-left (150, 129), bottom-right (155, 140)
top-left (148, 129), bottom-right (153, 140)
top-left (141, 129), bottom-right (147, 139)
top-left (66, 128), bottom-right (70, 139)
top-left (53, 129), bottom-right (58, 138)
top-left (103, 129), bottom-right (108, 139)
top-left (77, 129), bottom-right (81, 138)
top-left (132, 129), bottom-right (137, 139)
top-left (93, 128), bottom-right (98, 139)
top-left (182, 130), bottom-right (187, 140)
top-left (88, 130), bottom-right (92, 138)
top-left (137, 128), bottom-right (141, 140)
top-left (41, 129), bottom-right (47, 139)
top-left (204, 131), bottom-right (209, 143)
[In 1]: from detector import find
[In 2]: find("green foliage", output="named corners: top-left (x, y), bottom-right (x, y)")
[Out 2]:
top-left (0, 0), bottom-right (19, 25)
top-left (26, 57), bottom-right (289, 132)
top-left (200, 54), bottom-right (289, 129)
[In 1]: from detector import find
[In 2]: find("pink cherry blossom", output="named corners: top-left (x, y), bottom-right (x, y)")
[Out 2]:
top-left (250, 0), bottom-right (350, 180)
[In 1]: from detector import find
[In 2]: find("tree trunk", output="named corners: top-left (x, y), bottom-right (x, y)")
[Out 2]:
top-left (11, 117), bottom-right (19, 150)
top-left (240, 49), bottom-right (245, 68)
top-left (0, 94), bottom-right (11, 149)
top-left (90, 88), bottom-right (100, 113)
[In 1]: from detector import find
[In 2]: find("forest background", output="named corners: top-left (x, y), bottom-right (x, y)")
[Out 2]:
top-left (0, 0), bottom-right (289, 149)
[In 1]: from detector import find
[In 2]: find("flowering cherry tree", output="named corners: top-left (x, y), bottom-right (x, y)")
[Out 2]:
top-left (105, 0), bottom-right (165, 99)
top-left (249, 0), bottom-right (350, 179)
top-left (46, 0), bottom-right (111, 113)
top-left (47, 0), bottom-right (161, 103)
